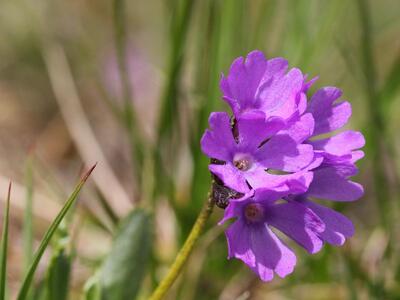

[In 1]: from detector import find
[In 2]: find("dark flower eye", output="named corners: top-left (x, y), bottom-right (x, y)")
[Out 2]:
top-left (212, 180), bottom-right (243, 209)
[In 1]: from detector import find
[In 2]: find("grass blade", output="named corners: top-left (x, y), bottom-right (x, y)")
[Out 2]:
top-left (0, 183), bottom-right (11, 300)
top-left (157, 0), bottom-right (195, 141)
top-left (380, 54), bottom-right (400, 108)
top-left (23, 157), bottom-right (34, 274)
top-left (16, 164), bottom-right (96, 300)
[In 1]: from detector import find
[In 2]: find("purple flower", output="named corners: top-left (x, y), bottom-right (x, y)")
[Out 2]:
top-left (201, 50), bottom-right (365, 282)
top-left (220, 51), bottom-right (304, 121)
top-left (220, 188), bottom-right (325, 281)
top-left (289, 86), bottom-right (365, 246)
top-left (201, 111), bottom-right (315, 194)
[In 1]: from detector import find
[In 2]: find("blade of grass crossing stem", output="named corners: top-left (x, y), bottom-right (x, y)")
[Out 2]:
top-left (0, 183), bottom-right (11, 300)
top-left (16, 164), bottom-right (96, 300)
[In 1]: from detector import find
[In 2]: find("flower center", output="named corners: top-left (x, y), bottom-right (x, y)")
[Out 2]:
top-left (233, 154), bottom-right (253, 171)
top-left (244, 203), bottom-right (264, 223)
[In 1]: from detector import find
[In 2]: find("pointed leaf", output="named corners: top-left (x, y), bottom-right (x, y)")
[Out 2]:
top-left (17, 165), bottom-right (96, 300)
top-left (0, 183), bottom-right (11, 300)
top-left (99, 209), bottom-right (152, 300)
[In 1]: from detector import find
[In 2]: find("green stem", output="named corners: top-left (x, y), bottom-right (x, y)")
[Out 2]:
top-left (148, 192), bottom-right (215, 300)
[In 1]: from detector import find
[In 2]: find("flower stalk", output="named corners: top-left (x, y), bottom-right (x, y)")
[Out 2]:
top-left (148, 191), bottom-right (215, 300)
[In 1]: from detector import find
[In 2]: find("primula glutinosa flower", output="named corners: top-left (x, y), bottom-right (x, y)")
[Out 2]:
top-left (201, 111), bottom-right (314, 194)
top-left (220, 51), bottom-right (304, 121)
top-left (200, 50), bottom-right (365, 281)
top-left (289, 85), bottom-right (365, 246)
top-left (219, 188), bottom-right (325, 281)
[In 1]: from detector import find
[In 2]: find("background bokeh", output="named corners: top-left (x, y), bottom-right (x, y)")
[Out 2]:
top-left (0, 0), bottom-right (399, 299)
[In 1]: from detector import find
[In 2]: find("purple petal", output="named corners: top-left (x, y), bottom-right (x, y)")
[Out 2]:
top-left (245, 169), bottom-right (313, 194)
top-left (209, 163), bottom-right (250, 194)
top-left (256, 57), bottom-right (289, 95)
top-left (325, 163), bottom-right (358, 177)
top-left (252, 187), bottom-right (290, 203)
top-left (307, 87), bottom-right (352, 135)
top-left (297, 92), bottom-right (307, 114)
top-left (351, 150), bottom-right (365, 163)
top-left (260, 57), bottom-right (289, 83)
top-left (307, 166), bottom-right (364, 201)
top-left (303, 153), bottom-right (324, 171)
top-left (257, 135), bottom-right (314, 172)
top-left (219, 188), bottom-right (282, 225)
top-left (266, 202), bottom-right (325, 254)
top-left (305, 201), bottom-right (354, 246)
top-left (302, 75), bottom-right (319, 93)
top-left (236, 111), bottom-right (286, 150)
top-left (245, 168), bottom-right (286, 190)
top-left (200, 112), bottom-right (236, 161)
top-left (279, 113), bottom-right (315, 143)
top-left (220, 51), bottom-right (269, 115)
top-left (285, 171), bottom-right (314, 194)
top-left (258, 68), bottom-right (304, 120)
top-left (225, 220), bottom-right (296, 281)
top-left (310, 131), bottom-right (365, 157)
top-left (219, 200), bottom-right (246, 225)
top-left (318, 152), bottom-right (353, 166)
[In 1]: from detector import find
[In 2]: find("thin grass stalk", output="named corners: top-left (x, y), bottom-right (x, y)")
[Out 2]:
top-left (43, 44), bottom-right (132, 215)
top-left (23, 157), bottom-right (34, 274)
top-left (156, 0), bottom-right (195, 141)
top-left (190, 0), bottom-right (223, 215)
top-left (0, 183), bottom-right (11, 300)
top-left (356, 0), bottom-right (391, 230)
top-left (113, 0), bottom-right (145, 190)
top-left (152, 0), bottom-right (196, 203)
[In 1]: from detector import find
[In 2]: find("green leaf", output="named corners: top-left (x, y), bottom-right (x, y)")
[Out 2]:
top-left (83, 273), bottom-right (101, 300)
top-left (99, 209), bottom-right (152, 300)
top-left (44, 221), bottom-right (72, 300)
top-left (0, 183), bottom-right (11, 300)
top-left (45, 250), bottom-right (71, 300)
top-left (17, 164), bottom-right (96, 300)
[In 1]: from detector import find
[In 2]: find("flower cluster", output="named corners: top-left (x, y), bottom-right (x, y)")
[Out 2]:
top-left (200, 51), bottom-right (364, 281)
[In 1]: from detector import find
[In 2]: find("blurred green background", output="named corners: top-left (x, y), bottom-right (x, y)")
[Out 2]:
top-left (0, 0), bottom-right (399, 299)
